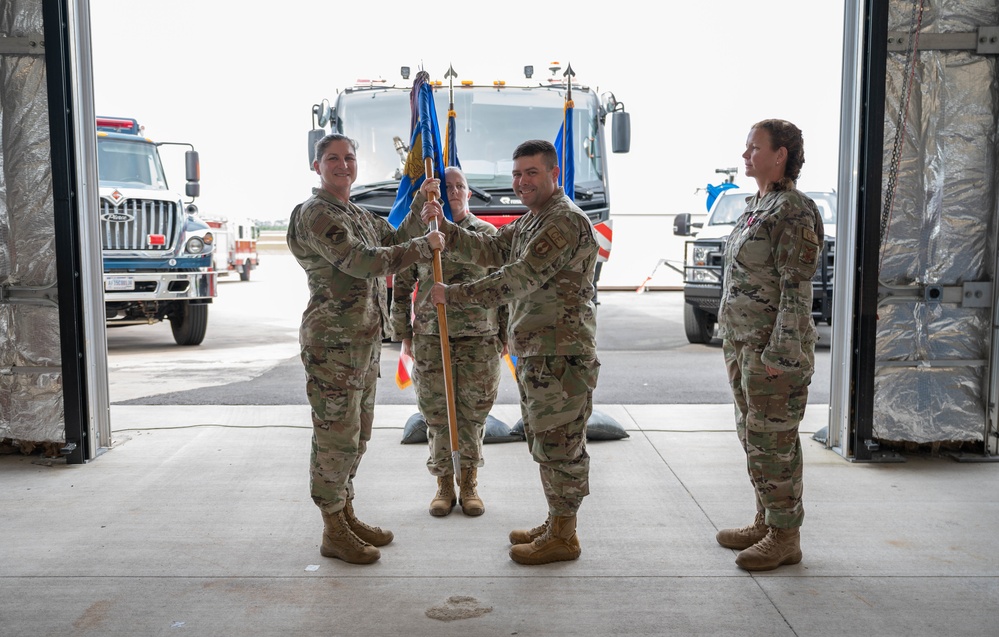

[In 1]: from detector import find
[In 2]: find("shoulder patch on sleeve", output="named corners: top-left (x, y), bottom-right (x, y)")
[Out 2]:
top-left (798, 226), bottom-right (820, 266)
top-left (311, 213), bottom-right (333, 236)
top-left (546, 226), bottom-right (568, 249)
top-left (532, 238), bottom-right (554, 260)
top-left (799, 242), bottom-right (818, 266)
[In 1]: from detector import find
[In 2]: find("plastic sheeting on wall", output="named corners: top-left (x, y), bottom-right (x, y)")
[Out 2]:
top-left (875, 0), bottom-right (998, 444)
top-left (0, 0), bottom-right (65, 444)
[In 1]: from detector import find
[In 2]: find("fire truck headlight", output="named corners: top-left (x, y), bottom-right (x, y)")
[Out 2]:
top-left (186, 237), bottom-right (206, 254)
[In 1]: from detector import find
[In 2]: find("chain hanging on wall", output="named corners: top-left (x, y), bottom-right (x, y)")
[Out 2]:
top-left (880, 0), bottom-right (925, 272)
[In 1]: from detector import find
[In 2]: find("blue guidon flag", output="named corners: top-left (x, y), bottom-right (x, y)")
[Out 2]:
top-left (445, 106), bottom-right (461, 170)
top-left (555, 95), bottom-right (574, 201)
top-left (388, 72), bottom-right (454, 227)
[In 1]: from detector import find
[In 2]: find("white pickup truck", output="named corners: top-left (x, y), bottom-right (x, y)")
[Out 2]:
top-left (673, 188), bottom-right (837, 344)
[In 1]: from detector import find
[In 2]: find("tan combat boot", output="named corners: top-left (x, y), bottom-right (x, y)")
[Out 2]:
top-left (716, 511), bottom-right (767, 550)
top-left (430, 475), bottom-right (456, 517)
top-left (509, 515), bottom-right (581, 565)
top-left (320, 509), bottom-right (380, 564)
top-left (343, 498), bottom-right (393, 546)
top-left (458, 467), bottom-right (484, 516)
top-left (509, 515), bottom-right (550, 545)
top-left (735, 526), bottom-right (802, 571)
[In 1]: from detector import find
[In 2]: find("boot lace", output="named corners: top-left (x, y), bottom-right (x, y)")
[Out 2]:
top-left (460, 472), bottom-right (478, 494)
top-left (738, 513), bottom-right (766, 535)
top-left (532, 525), bottom-right (554, 547)
top-left (753, 528), bottom-right (782, 555)
top-left (529, 517), bottom-right (551, 538)
top-left (332, 511), bottom-right (370, 549)
top-left (346, 501), bottom-right (386, 535)
top-left (434, 477), bottom-right (455, 500)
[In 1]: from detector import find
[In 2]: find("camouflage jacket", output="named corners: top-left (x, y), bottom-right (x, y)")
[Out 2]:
top-left (442, 188), bottom-right (598, 357)
top-left (390, 210), bottom-right (507, 340)
top-left (717, 188), bottom-right (823, 371)
top-left (287, 187), bottom-right (431, 347)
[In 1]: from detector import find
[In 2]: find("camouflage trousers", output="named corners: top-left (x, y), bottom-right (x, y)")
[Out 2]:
top-left (723, 339), bottom-right (812, 528)
top-left (300, 342), bottom-right (380, 514)
top-left (413, 333), bottom-right (502, 476)
top-left (517, 354), bottom-right (600, 517)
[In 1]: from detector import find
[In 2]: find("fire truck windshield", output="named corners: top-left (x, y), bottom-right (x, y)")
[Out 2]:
top-left (336, 85), bottom-right (602, 190)
top-left (97, 137), bottom-right (169, 191)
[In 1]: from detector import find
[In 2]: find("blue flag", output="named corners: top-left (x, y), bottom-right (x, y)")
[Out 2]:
top-left (445, 107), bottom-right (461, 169)
top-left (388, 76), bottom-right (453, 227)
top-left (555, 98), bottom-right (574, 201)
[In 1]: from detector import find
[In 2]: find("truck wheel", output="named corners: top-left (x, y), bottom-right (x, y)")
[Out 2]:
top-left (170, 302), bottom-right (209, 346)
top-left (683, 303), bottom-right (715, 344)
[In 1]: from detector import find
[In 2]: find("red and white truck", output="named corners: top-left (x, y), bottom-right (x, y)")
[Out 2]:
top-left (204, 217), bottom-right (259, 281)
top-left (306, 62), bottom-right (629, 292)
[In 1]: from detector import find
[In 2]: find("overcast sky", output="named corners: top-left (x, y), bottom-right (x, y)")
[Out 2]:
top-left (89, 0), bottom-right (847, 223)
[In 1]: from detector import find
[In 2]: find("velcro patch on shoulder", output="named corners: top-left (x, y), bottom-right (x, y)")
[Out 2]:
top-left (798, 225), bottom-right (820, 266)
top-left (799, 242), bottom-right (818, 266)
top-left (310, 212), bottom-right (333, 237)
top-left (546, 226), bottom-right (568, 249)
top-left (532, 238), bottom-right (554, 260)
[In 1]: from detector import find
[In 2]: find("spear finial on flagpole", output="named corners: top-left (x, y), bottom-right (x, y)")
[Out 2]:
top-left (446, 63), bottom-right (457, 111)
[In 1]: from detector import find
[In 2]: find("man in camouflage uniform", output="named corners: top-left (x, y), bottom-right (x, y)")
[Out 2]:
top-left (425, 140), bottom-right (600, 565)
top-left (287, 133), bottom-right (438, 565)
top-left (715, 119), bottom-right (823, 571)
top-left (391, 167), bottom-right (506, 518)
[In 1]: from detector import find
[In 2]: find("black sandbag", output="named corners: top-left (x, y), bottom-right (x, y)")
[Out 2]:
top-left (585, 409), bottom-right (630, 440)
top-left (400, 412), bottom-right (428, 444)
top-left (509, 410), bottom-right (629, 441)
top-left (483, 414), bottom-right (521, 444)
top-left (402, 412), bottom-right (524, 444)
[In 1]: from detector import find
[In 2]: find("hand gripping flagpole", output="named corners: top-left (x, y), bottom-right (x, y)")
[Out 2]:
top-left (425, 155), bottom-right (462, 479)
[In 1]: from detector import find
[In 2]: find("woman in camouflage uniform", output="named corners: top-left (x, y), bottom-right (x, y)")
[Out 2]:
top-left (715, 120), bottom-right (823, 571)
top-left (287, 134), bottom-right (439, 564)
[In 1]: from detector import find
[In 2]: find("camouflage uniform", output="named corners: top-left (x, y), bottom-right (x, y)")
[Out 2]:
top-left (442, 188), bottom-right (600, 517)
top-left (390, 208), bottom-right (506, 476)
top-left (717, 188), bottom-right (823, 529)
top-left (287, 187), bottom-right (431, 514)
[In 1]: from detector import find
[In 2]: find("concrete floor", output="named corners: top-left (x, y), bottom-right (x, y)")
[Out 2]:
top-left (1, 403), bottom-right (997, 637)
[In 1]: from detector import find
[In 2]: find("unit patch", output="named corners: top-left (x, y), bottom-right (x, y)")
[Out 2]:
top-left (546, 226), bottom-right (568, 249)
top-left (532, 239), bottom-right (553, 259)
top-left (801, 227), bottom-right (819, 246)
top-left (796, 225), bottom-right (818, 266)
top-left (799, 242), bottom-right (818, 266)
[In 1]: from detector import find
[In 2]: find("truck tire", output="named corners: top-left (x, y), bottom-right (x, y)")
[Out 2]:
top-left (683, 303), bottom-right (715, 344)
top-left (170, 302), bottom-right (209, 346)
top-left (239, 260), bottom-right (251, 281)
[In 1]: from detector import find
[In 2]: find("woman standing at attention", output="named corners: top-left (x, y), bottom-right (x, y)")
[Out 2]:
top-left (715, 119), bottom-right (823, 571)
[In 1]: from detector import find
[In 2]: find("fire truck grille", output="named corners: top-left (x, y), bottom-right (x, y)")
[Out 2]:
top-left (100, 199), bottom-right (178, 251)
